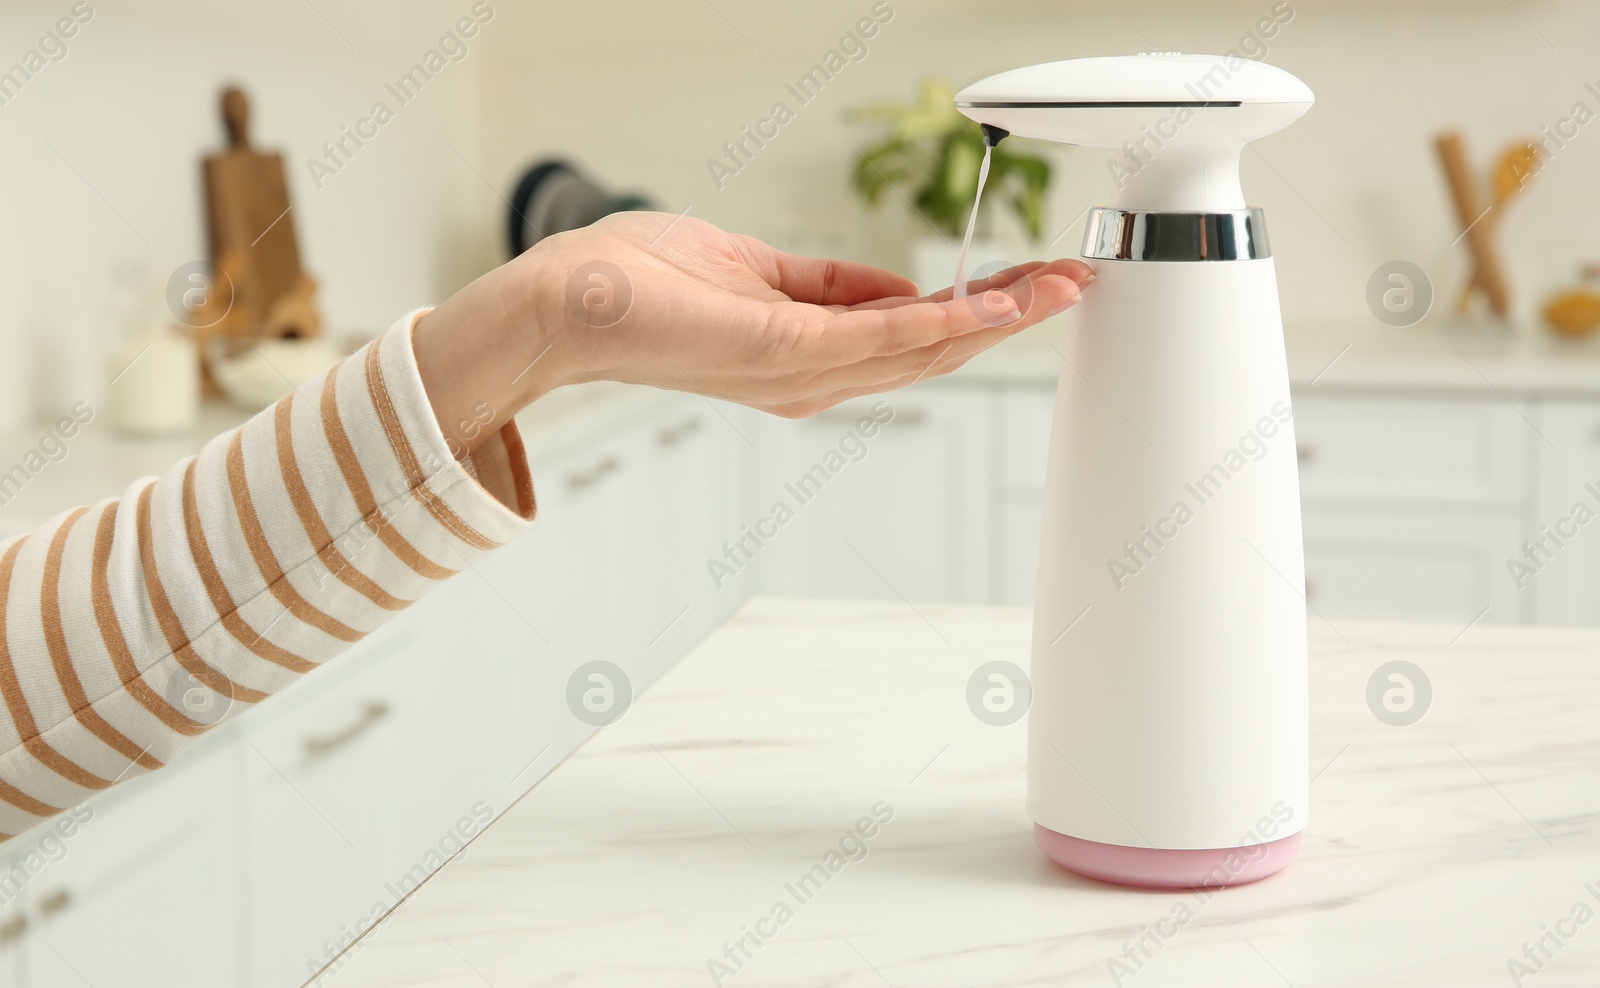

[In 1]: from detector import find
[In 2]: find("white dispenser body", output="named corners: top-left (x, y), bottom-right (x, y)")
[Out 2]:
top-left (1028, 256), bottom-right (1308, 850)
top-left (952, 52), bottom-right (1315, 881)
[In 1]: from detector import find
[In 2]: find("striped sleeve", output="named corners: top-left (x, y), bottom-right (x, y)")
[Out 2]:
top-left (0, 310), bottom-right (536, 839)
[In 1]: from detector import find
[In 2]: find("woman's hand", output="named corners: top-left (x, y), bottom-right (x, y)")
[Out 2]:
top-left (414, 211), bottom-right (1091, 452)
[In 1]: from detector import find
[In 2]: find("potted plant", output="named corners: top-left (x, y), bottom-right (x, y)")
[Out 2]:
top-left (848, 79), bottom-right (1052, 292)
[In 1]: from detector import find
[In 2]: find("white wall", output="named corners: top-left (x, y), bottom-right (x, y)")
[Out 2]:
top-left (2, 0), bottom-right (1597, 423)
top-left (471, 0), bottom-right (1600, 333)
top-left (0, 0), bottom-right (497, 424)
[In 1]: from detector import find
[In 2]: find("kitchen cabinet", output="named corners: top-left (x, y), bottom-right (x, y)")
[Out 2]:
top-left (966, 381), bottom-right (1550, 625)
top-left (0, 389), bottom-right (757, 987)
top-left (997, 386), bottom-right (1056, 492)
top-left (237, 598), bottom-right (525, 988)
top-left (1292, 392), bottom-right (1531, 506)
top-left (747, 374), bottom-right (1572, 628)
top-left (478, 397), bottom-right (754, 737)
top-left (253, 391), bottom-right (758, 986)
top-left (506, 419), bottom-right (638, 702)
top-left (998, 498), bottom-right (1042, 604)
top-left (600, 401), bottom-right (751, 670)
top-left (1291, 391), bottom-right (1538, 624)
top-left (4, 730), bottom-right (238, 988)
top-left (1301, 508), bottom-right (1528, 625)
top-left (749, 388), bottom-right (991, 604)
top-left (1530, 400), bottom-right (1600, 626)
top-left (251, 392), bottom-right (754, 986)
top-left (993, 386), bottom-right (1056, 604)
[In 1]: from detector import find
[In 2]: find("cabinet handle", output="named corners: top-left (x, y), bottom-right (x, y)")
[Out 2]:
top-left (38, 889), bottom-right (70, 918)
top-left (813, 407), bottom-right (927, 427)
top-left (567, 455), bottom-right (620, 491)
top-left (1296, 444), bottom-right (1315, 464)
top-left (657, 416), bottom-right (703, 447)
top-left (0, 915), bottom-right (24, 944)
top-left (303, 700), bottom-right (390, 760)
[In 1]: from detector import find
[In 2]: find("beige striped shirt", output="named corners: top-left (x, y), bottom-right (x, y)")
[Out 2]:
top-left (0, 311), bottom-right (536, 840)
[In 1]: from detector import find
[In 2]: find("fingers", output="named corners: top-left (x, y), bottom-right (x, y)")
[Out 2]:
top-left (843, 258), bottom-right (1088, 312)
top-left (823, 269), bottom-right (1085, 361)
top-left (840, 261), bottom-right (1051, 312)
top-left (761, 270), bottom-right (1085, 413)
top-left (921, 258), bottom-right (1096, 305)
top-left (795, 309), bottom-right (1032, 400)
top-left (918, 261), bottom-right (1047, 304)
top-left (739, 237), bottom-right (921, 306)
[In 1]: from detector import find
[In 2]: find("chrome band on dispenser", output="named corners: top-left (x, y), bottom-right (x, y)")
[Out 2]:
top-left (1081, 208), bottom-right (1270, 261)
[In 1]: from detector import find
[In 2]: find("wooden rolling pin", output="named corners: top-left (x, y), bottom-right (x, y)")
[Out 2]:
top-left (1435, 131), bottom-right (1510, 318)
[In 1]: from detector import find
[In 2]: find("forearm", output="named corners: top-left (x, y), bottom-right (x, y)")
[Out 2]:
top-left (0, 314), bottom-right (534, 838)
top-left (0, 207), bottom-right (1083, 839)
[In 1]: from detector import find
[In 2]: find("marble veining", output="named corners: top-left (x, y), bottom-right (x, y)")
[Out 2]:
top-left (322, 598), bottom-right (1600, 988)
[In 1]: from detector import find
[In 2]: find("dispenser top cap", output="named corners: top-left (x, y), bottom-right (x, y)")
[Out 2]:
top-left (955, 54), bottom-right (1313, 149)
top-left (954, 54), bottom-right (1314, 211)
top-left (955, 53), bottom-right (1312, 115)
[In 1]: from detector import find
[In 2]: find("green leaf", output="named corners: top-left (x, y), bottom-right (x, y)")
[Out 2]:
top-left (847, 81), bottom-right (1055, 243)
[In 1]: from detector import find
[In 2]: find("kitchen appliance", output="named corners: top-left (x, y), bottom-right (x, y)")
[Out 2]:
top-left (956, 54), bottom-right (1315, 888)
top-left (507, 160), bottom-right (652, 257)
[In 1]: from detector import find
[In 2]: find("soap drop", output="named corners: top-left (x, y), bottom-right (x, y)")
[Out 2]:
top-left (952, 143), bottom-right (993, 302)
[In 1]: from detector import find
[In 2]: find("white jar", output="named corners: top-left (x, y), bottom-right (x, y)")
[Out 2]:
top-left (105, 329), bottom-right (199, 437)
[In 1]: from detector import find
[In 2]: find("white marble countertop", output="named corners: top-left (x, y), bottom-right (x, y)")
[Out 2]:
top-left (949, 317), bottom-right (1600, 396)
top-left (324, 597), bottom-right (1600, 988)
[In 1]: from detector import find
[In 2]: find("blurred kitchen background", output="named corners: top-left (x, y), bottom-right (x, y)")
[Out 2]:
top-left (1, 0), bottom-right (1598, 984)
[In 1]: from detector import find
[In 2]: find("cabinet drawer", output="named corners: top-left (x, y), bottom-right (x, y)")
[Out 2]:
top-left (7, 741), bottom-right (236, 987)
top-left (241, 615), bottom-right (512, 859)
top-left (239, 589), bottom-right (530, 986)
top-left (1292, 393), bottom-right (1531, 505)
top-left (1001, 387), bottom-right (1056, 491)
top-left (754, 388), bottom-right (990, 603)
top-left (999, 499), bottom-right (1042, 605)
top-left (1303, 509), bottom-right (1527, 624)
top-left (1529, 400), bottom-right (1600, 627)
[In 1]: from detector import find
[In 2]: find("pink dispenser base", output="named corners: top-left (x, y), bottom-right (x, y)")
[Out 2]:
top-left (1035, 825), bottom-right (1300, 889)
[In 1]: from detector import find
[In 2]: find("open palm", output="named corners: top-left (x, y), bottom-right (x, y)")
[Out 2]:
top-left (522, 211), bottom-right (1091, 417)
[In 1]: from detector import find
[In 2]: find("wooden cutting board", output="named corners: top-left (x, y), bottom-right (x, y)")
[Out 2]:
top-left (200, 86), bottom-right (317, 341)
